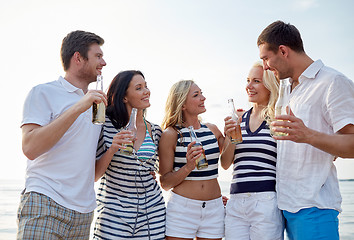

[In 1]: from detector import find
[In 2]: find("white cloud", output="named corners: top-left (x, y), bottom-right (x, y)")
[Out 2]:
top-left (292, 0), bottom-right (319, 11)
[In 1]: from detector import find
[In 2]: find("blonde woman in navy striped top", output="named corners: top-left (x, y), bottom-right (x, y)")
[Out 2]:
top-left (159, 80), bottom-right (225, 240)
top-left (93, 70), bottom-right (165, 239)
top-left (221, 61), bottom-right (284, 240)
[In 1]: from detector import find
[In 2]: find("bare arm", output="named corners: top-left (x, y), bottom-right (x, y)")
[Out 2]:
top-left (95, 130), bottom-right (135, 181)
top-left (220, 116), bottom-right (236, 170)
top-left (205, 122), bottom-right (225, 152)
top-left (22, 90), bottom-right (107, 160)
top-left (158, 128), bottom-right (201, 191)
top-left (273, 109), bottom-right (354, 158)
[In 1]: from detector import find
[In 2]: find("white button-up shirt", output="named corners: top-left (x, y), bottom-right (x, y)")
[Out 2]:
top-left (276, 60), bottom-right (354, 213)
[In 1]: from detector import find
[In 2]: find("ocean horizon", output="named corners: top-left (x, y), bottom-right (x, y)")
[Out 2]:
top-left (1, 178), bottom-right (353, 239)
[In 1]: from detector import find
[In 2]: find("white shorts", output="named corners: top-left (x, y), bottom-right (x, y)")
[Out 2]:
top-left (166, 191), bottom-right (225, 238)
top-left (225, 192), bottom-right (284, 240)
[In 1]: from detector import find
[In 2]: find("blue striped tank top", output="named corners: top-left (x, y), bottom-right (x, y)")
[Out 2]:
top-left (174, 124), bottom-right (219, 180)
top-left (230, 108), bottom-right (277, 194)
top-left (137, 120), bottom-right (156, 161)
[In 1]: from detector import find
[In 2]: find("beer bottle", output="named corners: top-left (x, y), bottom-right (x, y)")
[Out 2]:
top-left (120, 108), bottom-right (137, 155)
top-left (188, 126), bottom-right (208, 170)
top-left (227, 99), bottom-right (243, 144)
top-left (92, 75), bottom-right (106, 125)
top-left (273, 78), bottom-right (291, 136)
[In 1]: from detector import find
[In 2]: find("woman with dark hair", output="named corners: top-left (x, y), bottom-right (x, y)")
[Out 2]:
top-left (93, 70), bottom-right (166, 239)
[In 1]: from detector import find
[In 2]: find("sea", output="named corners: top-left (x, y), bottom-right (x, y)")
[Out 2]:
top-left (1, 179), bottom-right (353, 240)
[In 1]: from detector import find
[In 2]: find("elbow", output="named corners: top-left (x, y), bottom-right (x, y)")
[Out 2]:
top-left (22, 145), bottom-right (37, 160)
top-left (221, 164), bottom-right (228, 170)
top-left (220, 163), bottom-right (230, 170)
top-left (219, 157), bottom-right (231, 170)
top-left (159, 176), bottom-right (172, 191)
top-left (94, 167), bottom-right (103, 182)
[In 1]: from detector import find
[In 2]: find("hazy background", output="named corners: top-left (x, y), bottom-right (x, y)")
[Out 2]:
top-left (1, 0), bottom-right (354, 182)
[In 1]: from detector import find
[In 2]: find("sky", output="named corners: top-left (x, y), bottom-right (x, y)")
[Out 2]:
top-left (1, 0), bottom-right (354, 181)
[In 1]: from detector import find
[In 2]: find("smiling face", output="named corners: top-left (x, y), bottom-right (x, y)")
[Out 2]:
top-left (182, 83), bottom-right (206, 116)
top-left (78, 43), bottom-right (106, 83)
top-left (124, 74), bottom-right (151, 110)
top-left (259, 43), bottom-right (291, 80)
top-left (246, 66), bottom-right (270, 106)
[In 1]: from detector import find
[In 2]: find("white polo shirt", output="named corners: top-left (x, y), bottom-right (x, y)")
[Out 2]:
top-left (276, 60), bottom-right (354, 213)
top-left (21, 76), bottom-right (101, 213)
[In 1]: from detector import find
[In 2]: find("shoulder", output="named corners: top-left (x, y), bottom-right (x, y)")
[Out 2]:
top-left (147, 121), bottom-right (163, 133)
top-left (162, 126), bottom-right (178, 138)
top-left (159, 127), bottom-right (178, 148)
top-left (318, 64), bottom-right (352, 86)
top-left (205, 123), bottom-right (222, 137)
top-left (27, 80), bottom-right (59, 96)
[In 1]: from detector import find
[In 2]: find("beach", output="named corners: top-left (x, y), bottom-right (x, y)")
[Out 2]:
top-left (1, 178), bottom-right (353, 239)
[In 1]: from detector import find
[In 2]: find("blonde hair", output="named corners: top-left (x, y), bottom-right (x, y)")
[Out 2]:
top-left (162, 80), bottom-right (195, 130)
top-left (252, 61), bottom-right (279, 125)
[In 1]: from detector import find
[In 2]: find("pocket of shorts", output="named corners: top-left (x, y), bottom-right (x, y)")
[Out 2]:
top-left (17, 192), bottom-right (32, 220)
top-left (257, 193), bottom-right (276, 202)
top-left (166, 199), bottom-right (186, 219)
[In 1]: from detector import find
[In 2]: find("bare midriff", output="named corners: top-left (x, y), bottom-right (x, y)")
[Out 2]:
top-left (172, 178), bottom-right (221, 200)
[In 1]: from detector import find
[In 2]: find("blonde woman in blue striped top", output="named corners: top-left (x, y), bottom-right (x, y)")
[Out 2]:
top-left (159, 80), bottom-right (225, 240)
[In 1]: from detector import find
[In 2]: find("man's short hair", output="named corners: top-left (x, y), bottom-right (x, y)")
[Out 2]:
top-left (257, 20), bottom-right (304, 53)
top-left (61, 30), bottom-right (104, 71)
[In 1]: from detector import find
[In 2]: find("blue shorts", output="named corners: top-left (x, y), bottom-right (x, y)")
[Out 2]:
top-left (283, 207), bottom-right (339, 240)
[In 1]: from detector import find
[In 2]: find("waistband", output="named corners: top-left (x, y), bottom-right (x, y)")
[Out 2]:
top-left (230, 191), bottom-right (276, 200)
top-left (169, 191), bottom-right (222, 208)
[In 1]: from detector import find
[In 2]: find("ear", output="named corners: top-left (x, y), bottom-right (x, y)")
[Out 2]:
top-left (73, 52), bottom-right (82, 64)
top-left (278, 45), bottom-right (289, 57)
top-left (123, 97), bottom-right (128, 103)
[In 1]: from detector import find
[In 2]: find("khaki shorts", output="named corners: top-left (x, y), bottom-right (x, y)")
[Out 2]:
top-left (17, 191), bottom-right (93, 240)
top-left (166, 192), bottom-right (225, 239)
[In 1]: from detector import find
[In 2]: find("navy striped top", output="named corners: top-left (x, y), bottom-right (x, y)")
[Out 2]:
top-left (174, 124), bottom-right (220, 180)
top-left (94, 117), bottom-right (165, 239)
top-left (230, 108), bottom-right (277, 194)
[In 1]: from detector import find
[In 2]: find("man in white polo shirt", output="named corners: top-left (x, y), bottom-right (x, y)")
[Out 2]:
top-left (257, 21), bottom-right (354, 240)
top-left (17, 30), bottom-right (107, 239)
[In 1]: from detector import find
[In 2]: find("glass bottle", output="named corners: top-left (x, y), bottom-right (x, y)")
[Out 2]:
top-left (188, 126), bottom-right (208, 170)
top-left (92, 75), bottom-right (106, 125)
top-left (273, 78), bottom-right (291, 136)
top-left (227, 99), bottom-right (243, 144)
top-left (120, 108), bottom-right (137, 155)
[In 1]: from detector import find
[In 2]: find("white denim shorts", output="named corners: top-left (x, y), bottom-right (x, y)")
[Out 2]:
top-left (225, 192), bottom-right (284, 240)
top-left (166, 191), bottom-right (225, 239)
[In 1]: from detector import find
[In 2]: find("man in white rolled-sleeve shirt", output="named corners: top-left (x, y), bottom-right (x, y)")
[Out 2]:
top-left (257, 20), bottom-right (354, 240)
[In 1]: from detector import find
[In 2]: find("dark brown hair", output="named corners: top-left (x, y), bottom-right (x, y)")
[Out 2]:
top-left (257, 20), bottom-right (304, 53)
top-left (60, 30), bottom-right (104, 71)
top-left (106, 70), bottom-right (145, 129)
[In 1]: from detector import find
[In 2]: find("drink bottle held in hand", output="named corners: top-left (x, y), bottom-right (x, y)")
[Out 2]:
top-left (227, 99), bottom-right (243, 144)
top-left (273, 78), bottom-right (291, 136)
top-left (120, 108), bottom-right (137, 155)
top-left (188, 126), bottom-right (208, 170)
top-left (92, 75), bottom-right (106, 125)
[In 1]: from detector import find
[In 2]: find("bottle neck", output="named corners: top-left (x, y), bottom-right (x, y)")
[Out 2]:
top-left (188, 126), bottom-right (200, 143)
top-left (96, 75), bottom-right (103, 90)
top-left (126, 108), bottom-right (137, 129)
